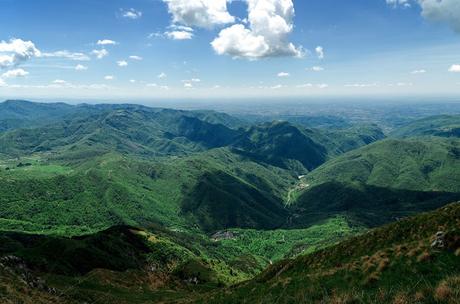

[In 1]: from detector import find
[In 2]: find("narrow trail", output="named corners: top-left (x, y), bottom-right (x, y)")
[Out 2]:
top-left (285, 178), bottom-right (310, 205)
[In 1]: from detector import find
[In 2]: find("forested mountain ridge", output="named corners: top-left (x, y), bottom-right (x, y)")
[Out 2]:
top-left (0, 100), bottom-right (459, 303)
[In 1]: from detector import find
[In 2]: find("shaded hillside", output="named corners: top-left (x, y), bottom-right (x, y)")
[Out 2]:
top-left (287, 137), bottom-right (460, 228)
top-left (391, 115), bottom-right (460, 138)
top-left (201, 202), bottom-right (460, 303)
top-left (0, 226), bottom-right (151, 275)
top-left (290, 182), bottom-right (460, 228)
top-left (233, 121), bottom-right (328, 172)
top-left (181, 171), bottom-right (288, 232)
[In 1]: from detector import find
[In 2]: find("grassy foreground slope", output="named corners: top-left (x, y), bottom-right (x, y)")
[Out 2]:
top-left (0, 203), bottom-right (458, 303)
top-left (0, 218), bottom-right (362, 304)
top-left (202, 202), bottom-right (460, 304)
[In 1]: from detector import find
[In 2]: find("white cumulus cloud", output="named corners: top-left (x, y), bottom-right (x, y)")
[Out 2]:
top-left (296, 83), bottom-right (313, 88)
top-left (121, 8), bottom-right (142, 20)
top-left (309, 66), bottom-right (324, 72)
top-left (158, 72), bottom-right (167, 79)
top-left (182, 78), bottom-right (201, 83)
top-left (75, 64), bottom-right (88, 71)
top-left (97, 39), bottom-right (118, 46)
top-left (411, 69), bottom-right (426, 74)
top-left (163, 0), bottom-right (234, 29)
top-left (315, 46), bottom-right (324, 59)
top-left (386, 0), bottom-right (411, 8)
top-left (164, 25), bottom-right (194, 40)
top-left (129, 55), bottom-right (143, 61)
top-left (277, 72), bottom-right (290, 77)
top-left (419, 0), bottom-right (460, 32)
top-left (0, 38), bottom-right (41, 69)
top-left (2, 68), bottom-right (29, 78)
top-left (117, 60), bottom-right (128, 67)
top-left (165, 30), bottom-right (194, 40)
top-left (104, 75), bottom-right (114, 80)
top-left (41, 50), bottom-right (90, 61)
top-left (211, 0), bottom-right (303, 59)
top-left (91, 49), bottom-right (109, 59)
top-left (53, 79), bottom-right (67, 84)
top-left (449, 64), bottom-right (460, 72)
top-left (389, 0), bottom-right (460, 32)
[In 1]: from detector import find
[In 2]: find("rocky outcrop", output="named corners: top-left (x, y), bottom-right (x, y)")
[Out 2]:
top-left (0, 255), bottom-right (56, 294)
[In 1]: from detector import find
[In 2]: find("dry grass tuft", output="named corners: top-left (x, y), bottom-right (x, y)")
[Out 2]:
top-left (416, 251), bottom-right (431, 262)
top-left (392, 292), bottom-right (410, 304)
top-left (407, 248), bottom-right (419, 258)
top-left (394, 245), bottom-right (407, 257)
top-left (455, 248), bottom-right (460, 257)
top-left (413, 291), bottom-right (425, 302)
top-left (434, 282), bottom-right (452, 301)
top-left (434, 276), bottom-right (460, 303)
top-left (329, 293), bottom-right (359, 304)
top-left (376, 258), bottom-right (390, 272)
top-left (364, 271), bottom-right (380, 285)
top-left (362, 260), bottom-right (375, 273)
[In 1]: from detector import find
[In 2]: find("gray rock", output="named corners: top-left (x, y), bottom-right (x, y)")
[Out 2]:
top-left (431, 231), bottom-right (445, 249)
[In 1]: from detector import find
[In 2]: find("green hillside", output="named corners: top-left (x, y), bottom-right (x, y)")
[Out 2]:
top-left (0, 108), bottom-right (242, 157)
top-left (319, 124), bottom-right (386, 154)
top-left (233, 121), bottom-right (328, 172)
top-left (288, 138), bottom-right (460, 227)
top-left (302, 138), bottom-right (460, 192)
top-left (0, 148), bottom-right (296, 235)
top-left (391, 115), bottom-right (460, 138)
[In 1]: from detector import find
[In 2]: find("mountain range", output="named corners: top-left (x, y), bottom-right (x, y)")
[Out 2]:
top-left (0, 100), bottom-right (459, 303)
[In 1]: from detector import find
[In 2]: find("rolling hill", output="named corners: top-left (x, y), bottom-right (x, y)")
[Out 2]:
top-left (232, 121), bottom-right (329, 172)
top-left (0, 100), bottom-right (77, 132)
top-left (0, 107), bottom-right (243, 157)
top-left (289, 137), bottom-right (460, 227)
top-left (391, 115), bottom-right (460, 138)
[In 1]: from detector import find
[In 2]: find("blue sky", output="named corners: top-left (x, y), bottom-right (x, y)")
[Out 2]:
top-left (0, 0), bottom-right (459, 101)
